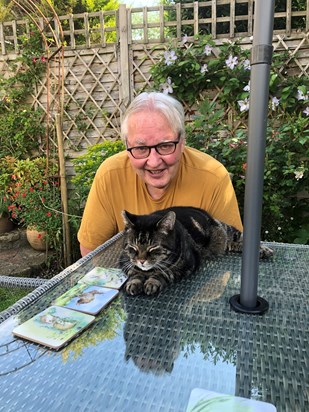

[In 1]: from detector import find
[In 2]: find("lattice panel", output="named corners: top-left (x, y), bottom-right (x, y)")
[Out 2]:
top-left (274, 32), bottom-right (309, 78)
top-left (61, 47), bottom-right (122, 152)
top-left (26, 32), bottom-right (308, 168)
top-left (29, 47), bottom-right (124, 157)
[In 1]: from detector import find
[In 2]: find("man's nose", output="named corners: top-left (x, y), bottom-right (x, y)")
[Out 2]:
top-left (146, 148), bottom-right (162, 166)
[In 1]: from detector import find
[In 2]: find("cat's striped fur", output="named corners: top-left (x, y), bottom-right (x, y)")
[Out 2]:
top-left (119, 206), bottom-right (272, 296)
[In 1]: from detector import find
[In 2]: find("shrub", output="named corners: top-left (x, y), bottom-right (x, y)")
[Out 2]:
top-left (151, 35), bottom-right (309, 243)
top-left (0, 27), bottom-right (47, 158)
top-left (69, 140), bottom-right (125, 259)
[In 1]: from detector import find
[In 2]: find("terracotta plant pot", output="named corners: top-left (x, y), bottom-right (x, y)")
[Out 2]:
top-left (0, 215), bottom-right (14, 234)
top-left (26, 227), bottom-right (48, 251)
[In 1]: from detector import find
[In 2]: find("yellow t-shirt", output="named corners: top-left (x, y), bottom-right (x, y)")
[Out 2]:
top-left (77, 146), bottom-right (243, 250)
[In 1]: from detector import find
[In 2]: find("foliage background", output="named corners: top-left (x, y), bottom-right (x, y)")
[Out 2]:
top-left (150, 35), bottom-right (309, 243)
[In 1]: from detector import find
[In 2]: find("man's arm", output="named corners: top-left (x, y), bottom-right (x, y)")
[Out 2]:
top-left (80, 244), bottom-right (93, 257)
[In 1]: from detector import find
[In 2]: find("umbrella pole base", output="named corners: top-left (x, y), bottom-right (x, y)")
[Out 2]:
top-left (229, 294), bottom-right (269, 315)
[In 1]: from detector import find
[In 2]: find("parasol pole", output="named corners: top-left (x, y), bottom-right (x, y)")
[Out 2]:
top-left (230, 0), bottom-right (275, 314)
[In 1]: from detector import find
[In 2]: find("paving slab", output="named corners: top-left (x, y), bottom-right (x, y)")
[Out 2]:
top-left (0, 229), bottom-right (47, 277)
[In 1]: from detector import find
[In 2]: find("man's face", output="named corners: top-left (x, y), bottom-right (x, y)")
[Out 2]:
top-left (126, 110), bottom-right (185, 199)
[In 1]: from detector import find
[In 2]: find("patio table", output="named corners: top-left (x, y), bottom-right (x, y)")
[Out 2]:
top-left (0, 233), bottom-right (308, 412)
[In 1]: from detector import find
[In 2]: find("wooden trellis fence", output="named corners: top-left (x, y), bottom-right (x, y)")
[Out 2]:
top-left (0, 1), bottom-right (308, 179)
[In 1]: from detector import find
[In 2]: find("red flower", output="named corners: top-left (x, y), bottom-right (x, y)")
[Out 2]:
top-left (29, 187), bottom-right (34, 192)
top-left (47, 211), bottom-right (51, 217)
top-left (22, 192), bottom-right (27, 197)
top-left (229, 143), bottom-right (238, 149)
top-left (37, 233), bottom-right (42, 239)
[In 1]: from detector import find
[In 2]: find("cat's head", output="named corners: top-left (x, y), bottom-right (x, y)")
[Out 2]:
top-left (121, 210), bottom-right (177, 271)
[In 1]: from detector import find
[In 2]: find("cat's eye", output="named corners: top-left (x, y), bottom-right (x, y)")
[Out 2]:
top-left (147, 246), bottom-right (160, 255)
top-left (127, 245), bottom-right (138, 255)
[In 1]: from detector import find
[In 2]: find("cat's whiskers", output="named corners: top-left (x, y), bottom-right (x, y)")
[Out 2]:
top-left (153, 262), bottom-right (175, 281)
top-left (119, 260), bottom-right (135, 275)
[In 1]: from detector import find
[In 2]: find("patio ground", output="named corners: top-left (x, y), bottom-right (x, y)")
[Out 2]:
top-left (0, 229), bottom-right (48, 278)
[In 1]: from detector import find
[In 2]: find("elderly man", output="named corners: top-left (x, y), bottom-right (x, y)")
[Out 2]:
top-left (78, 92), bottom-right (242, 256)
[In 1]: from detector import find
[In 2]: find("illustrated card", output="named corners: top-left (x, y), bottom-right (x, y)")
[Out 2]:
top-left (53, 283), bottom-right (119, 315)
top-left (186, 388), bottom-right (277, 412)
top-left (78, 267), bottom-right (127, 289)
top-left (12, 306), bottom-right (95, 350)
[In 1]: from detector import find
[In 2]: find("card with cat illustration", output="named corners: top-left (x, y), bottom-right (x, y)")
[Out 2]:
top-left (78, 267), bottom-right (127, 290)
top-left (12, 306), bottom-right (95, 350)
top-left (186, 388), bottom-right (277, 412)
top-left (53, 283), bottom-right (119, 315)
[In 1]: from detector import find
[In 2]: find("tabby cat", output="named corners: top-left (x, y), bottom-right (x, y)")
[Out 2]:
top-left (119, 206), bottom-right (272, 296)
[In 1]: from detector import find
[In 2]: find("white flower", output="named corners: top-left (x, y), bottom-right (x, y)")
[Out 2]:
top-left (237, 98), bottom-right (249, 112)
top-left (243, 59), bottom-right (251, 70)
top-left (181, 34), bottom-right (188, 44)
top-left (296, 89), bottom-right (308, 101)
top-left (160, 77), bottom-right (173, 95)
top-left (225, 54), bottom-right (238, 70)
top-left (200, 64), bottom-right (208, 74)
top-left (271, 96), bottom-right (280, 111)
top-left (243, 81), bottom-right (250, 92)
top-left (164, 50), bottom-right (177, 66)
top-left (294, 170), bottom-right (304, 180)
top-left (204, 45), bottom-right (213, 56)
top-left (303, 106), bottom-right (309, 116)
top-left (278, 227), bottom-right (282, 231)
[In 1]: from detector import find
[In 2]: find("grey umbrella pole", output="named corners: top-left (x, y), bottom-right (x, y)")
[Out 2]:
top-left (230, 0), bottom-right (275, 314)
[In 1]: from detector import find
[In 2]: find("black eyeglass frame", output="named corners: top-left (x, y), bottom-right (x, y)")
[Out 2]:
top-left (126, 135), bottom-right (181, 159)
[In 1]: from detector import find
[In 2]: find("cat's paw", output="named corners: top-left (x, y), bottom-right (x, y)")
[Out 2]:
top-left (144, 278), bottom-right (163, 295)
top-left (125, 279), bottom-right (144, 295)
top-left (259, 244), bottom-right (274, 259)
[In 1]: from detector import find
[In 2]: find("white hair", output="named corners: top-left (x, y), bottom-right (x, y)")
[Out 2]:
top-left (121, 92), bottom-right (185, 141)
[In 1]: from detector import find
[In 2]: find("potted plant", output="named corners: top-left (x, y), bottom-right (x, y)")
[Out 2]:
top-left (7, 157), bottom-right (62, 251)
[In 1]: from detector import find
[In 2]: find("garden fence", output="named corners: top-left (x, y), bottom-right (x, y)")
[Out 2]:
top-left (0, 1), bottom-right (308, 179)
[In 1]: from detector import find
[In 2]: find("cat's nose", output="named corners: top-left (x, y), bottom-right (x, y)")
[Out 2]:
top-left (139, 259), bottom-right (146, 265)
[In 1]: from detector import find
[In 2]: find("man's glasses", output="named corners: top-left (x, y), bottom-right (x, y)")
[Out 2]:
top-left (126, 138), bottom-right (180, 159)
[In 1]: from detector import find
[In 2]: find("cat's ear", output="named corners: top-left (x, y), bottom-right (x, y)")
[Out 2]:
top-left (157, 211), bottom-right (176, 234)
top-left (122, 210), bottom-right (135, 227)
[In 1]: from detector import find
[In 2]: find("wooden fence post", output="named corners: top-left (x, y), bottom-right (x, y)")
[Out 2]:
top-left (55, 113), bottom-right (72, 267)
top-left (118, 4), bottom-right (131, 118)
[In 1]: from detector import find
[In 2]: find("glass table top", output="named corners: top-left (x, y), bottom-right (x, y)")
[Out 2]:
top-left (0, 234), bottom-right (308, 412)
